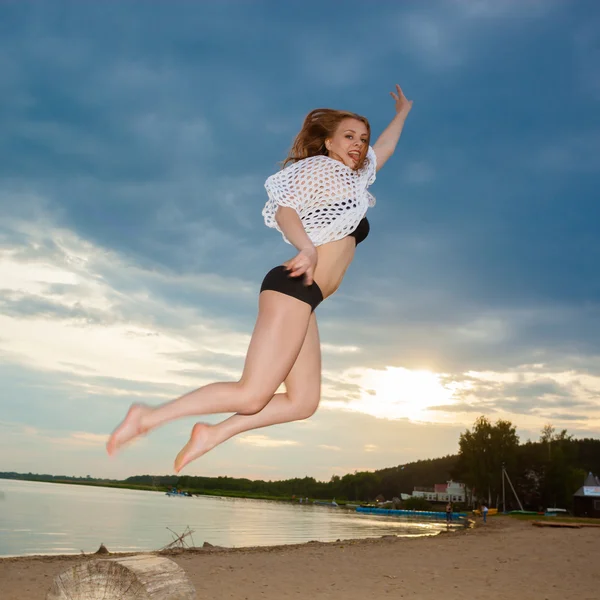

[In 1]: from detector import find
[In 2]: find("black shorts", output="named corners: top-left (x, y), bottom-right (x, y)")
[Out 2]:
top-left (260, 265), bottom-right (323, 312)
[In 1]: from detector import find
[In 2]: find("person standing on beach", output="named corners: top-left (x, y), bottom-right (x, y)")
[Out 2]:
top-left (482, 503), bottom-right (489, 523)
top-left (106, 84), bottom-right (413, 472)
top-left (446, 501), bottom-right (453, 523)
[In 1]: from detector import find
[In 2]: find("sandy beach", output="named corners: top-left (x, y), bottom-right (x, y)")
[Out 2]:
top-left (1, 517), bottom-right (599, 599)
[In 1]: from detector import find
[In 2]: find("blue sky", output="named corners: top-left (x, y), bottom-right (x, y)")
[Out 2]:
top-left (1, 0), bottom-right (599, 483)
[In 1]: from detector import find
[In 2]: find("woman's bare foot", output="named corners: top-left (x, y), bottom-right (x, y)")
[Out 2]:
top-left (174, 423), bottom-right (218, 473)
top-left (106, 403), bottom-right (153, 456)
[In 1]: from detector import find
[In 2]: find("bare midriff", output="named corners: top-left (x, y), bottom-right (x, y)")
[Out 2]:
top-left (313, 236), bottom-right (357, 299)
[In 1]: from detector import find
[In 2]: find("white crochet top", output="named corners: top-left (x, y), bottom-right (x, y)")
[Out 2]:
top-left (263, 146), bottom-right (377, 246)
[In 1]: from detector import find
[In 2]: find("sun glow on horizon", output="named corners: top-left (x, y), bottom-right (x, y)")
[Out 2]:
top-left (344, 366), bottom-right (460, 422)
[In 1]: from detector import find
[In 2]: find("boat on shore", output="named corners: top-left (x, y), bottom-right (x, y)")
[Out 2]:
top-left (313, 499), bottom-right (338, 507)
top-left (166, 488), bottom-right (191, 497)
top-left (357, 506), bottom-right (468, 519)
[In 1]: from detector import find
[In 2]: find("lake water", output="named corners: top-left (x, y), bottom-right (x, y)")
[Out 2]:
top-left (0, 479), bottom-right (464, 557)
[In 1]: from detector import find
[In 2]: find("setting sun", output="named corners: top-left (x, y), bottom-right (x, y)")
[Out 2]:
top-left (345, 367), bottom-right (456, 421)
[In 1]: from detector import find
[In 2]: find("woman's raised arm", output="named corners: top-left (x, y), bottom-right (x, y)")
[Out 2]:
top-left (372, 84), bottom-right (413, 170)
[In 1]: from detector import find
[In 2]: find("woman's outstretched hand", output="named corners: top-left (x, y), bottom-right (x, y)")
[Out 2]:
top-left (390, 84), bottom-right (413, 117)
top-left (283, 246), bottom-right (318, 285)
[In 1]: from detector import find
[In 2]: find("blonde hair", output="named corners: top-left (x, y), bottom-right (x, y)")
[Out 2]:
top-left (283, 108), bottom-right (371, 170)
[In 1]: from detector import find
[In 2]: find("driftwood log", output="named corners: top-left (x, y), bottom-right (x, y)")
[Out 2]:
top-left (46, 555), bottom-right (196, 599)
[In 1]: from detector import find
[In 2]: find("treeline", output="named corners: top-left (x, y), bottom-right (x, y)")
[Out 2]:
top-left (0, 458), bottom-right (460, 503)
top-left (125, 456), bottom-right (458, 502)
top-left (127, 425), bottom-right (600, 508)
top-left (3, 420), bottom-right (599, 507)
top-left (0, 472), bottom-right (111, 483)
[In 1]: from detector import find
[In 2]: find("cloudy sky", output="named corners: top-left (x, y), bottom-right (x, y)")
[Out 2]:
top-left (1, 0), bottom-right (599, 483)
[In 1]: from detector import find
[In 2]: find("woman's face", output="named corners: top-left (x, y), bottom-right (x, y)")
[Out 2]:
top-left (325, 118), bottom-right (369, 168)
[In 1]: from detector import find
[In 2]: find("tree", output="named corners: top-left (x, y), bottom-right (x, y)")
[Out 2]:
top-left (403, 496), bottom-right (431, 511)
top-left (454, 416), bottom-right (519, 507)
top-left (337, 471), bottom-right (381, 501)
top-left (537, 424), bottom-right (577, 508)
top-left (540, 424), bottom-right (572, 460)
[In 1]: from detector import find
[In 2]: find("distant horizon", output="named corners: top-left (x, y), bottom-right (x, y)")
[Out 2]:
top-left (0, 454), bottom-right (444, 483)
top-left (3, 428), bottom-right (599, 484)
top-left (2, 0), bottom-right (599, 481)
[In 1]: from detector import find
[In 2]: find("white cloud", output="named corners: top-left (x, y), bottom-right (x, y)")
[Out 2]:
top-left (0, 217), bottom-right (255, 388)
top-left (454, 316), bottom-right (509, 343)
top-left (54, 432), bottom-right (109, 447)
top-left (0, 421), bottom-right (108, 448)
top-left (431, 368), bottom-right (600, 430)
top-left (61, 380), bottom-right (175, 400)
top-left (325, 367), bottom-right (460, 422)
top-left (318, 444), bottom-right (341, 452)
top-left (321, 343), bottom-right (360, 355)
top-left (318, 359), bottom-right (600, 434)
top-left (236, 435), bottom-right (300, 448)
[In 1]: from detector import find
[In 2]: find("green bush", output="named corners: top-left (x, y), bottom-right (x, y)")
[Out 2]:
top-left (403, 496), bottom-right (432, 511)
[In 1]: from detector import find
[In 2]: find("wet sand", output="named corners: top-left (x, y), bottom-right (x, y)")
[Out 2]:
top-left (1, 517), bottom-right (598, 599)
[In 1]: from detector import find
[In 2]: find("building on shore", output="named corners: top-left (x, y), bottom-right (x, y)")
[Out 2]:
top-left (412, 480), bottom-right (466, 503)
top-left (573, 472), bottom-right (600, 518)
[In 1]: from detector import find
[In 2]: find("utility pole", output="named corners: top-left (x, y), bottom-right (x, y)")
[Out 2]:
top-left (502, 464), bottom-right (524, 512)
top-left (502, 462), bottom-right (506, 513)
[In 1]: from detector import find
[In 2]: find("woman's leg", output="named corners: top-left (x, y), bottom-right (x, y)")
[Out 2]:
top-left (106, 290), bottom-right (312, 456)
top-left (173, 312), bottom-right (321, 471)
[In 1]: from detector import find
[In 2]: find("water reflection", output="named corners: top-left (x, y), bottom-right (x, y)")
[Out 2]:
top-left (0, 480), bottom-right (465, 557)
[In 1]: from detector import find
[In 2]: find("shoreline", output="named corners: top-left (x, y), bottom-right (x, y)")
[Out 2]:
top-left (2, 517), bottom-right (599, 599)
top-left (0, 476), bottom-right (301, 502)
top-left (3, 514), bottom-right (596, 563)
top-left (0, 523), bottom-right (464, 562)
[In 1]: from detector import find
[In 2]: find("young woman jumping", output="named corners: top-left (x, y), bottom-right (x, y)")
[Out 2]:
top-left (106, 84), bottom-right (413, 472)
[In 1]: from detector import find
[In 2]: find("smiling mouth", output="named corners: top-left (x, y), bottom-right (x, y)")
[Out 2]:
top-left (348, 152), bottom-right (360, 162)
